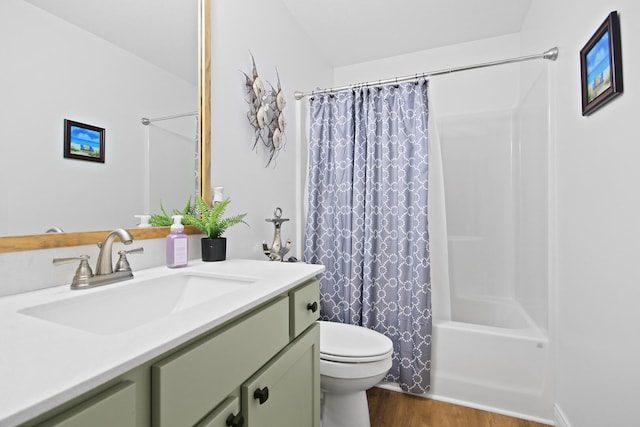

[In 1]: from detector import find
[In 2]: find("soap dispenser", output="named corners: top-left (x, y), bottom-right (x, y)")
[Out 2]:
top-left (166, 215), bottom-right (188, 268)
top-left (134, 214), bottom-right (152, 228)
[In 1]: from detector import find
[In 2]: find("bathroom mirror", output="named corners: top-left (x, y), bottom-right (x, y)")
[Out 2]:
top-left (0, 0), bottom-right (211, 252)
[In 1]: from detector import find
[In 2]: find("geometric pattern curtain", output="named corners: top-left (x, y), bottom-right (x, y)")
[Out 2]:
top-left (304, 80), bottom-right (432, 393)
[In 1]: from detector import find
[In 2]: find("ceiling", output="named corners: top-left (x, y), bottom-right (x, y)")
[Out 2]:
top-left (21, 0), bottom-right (532, 80)
top-left (280, 0), bottom-right (533, 66)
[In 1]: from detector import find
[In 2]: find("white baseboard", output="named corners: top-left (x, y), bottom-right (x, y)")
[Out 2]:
top-left (554, 404), bottom-right (570, 427)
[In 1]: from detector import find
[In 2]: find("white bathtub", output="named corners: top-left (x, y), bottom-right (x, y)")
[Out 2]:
top-left (380, 296), bottom-right (553, 424)
top-left (428, 297), bottom-right (553, 423)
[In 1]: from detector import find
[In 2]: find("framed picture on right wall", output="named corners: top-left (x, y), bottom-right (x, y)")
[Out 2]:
top-left (580, 11), bottom-right (623, 116)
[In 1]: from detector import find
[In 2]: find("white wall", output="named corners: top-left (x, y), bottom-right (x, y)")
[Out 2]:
top-left (521, 2), bottom-right (640, 426)
top-left (210, 0), bottom-right (332, 260)
top-left (0, 0), bottom-right (196, 236)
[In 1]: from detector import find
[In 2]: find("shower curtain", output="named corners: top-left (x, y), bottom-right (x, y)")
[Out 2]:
top-left (304, 80), bottom-right (432, 393)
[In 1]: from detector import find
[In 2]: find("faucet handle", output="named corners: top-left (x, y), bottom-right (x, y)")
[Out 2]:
top-left (120, 247), bottom-right (144, 255)
top-left (53, 254), bottom-right (90, 265)
top-left (53, 255), bottom-right (94, 289)
top-left (115, 247), bottom-right (144, 272)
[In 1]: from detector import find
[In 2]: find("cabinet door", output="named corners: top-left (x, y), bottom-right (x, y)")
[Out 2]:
top-left (152, 296), bottom-right (289, 427)
top-left (196, 396), bottom-right (243, 427)
top-left (289, 279), bottom-right (320, 339)
top-left (37, 381), bottom-right (136, 427)
top-left (242, 323), bottom-right (320, 427)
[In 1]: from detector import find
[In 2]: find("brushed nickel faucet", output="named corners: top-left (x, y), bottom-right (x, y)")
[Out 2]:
top-left (95, 228), bottom-right (134, 275)
top-left (53, 228), bottom-right (143, 290)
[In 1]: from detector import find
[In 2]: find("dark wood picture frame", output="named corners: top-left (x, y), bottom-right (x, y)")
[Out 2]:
top-left (64, 119), bottom-right (105, 163)
top-left (580, 11), bottom-right (623, 116)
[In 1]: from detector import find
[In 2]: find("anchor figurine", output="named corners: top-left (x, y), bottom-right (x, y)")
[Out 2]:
top-left (262, 207), bottom-right (292, 261)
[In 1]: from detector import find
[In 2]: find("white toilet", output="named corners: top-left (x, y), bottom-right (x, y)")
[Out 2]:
top-left (319, 320), bottom-right (394, 427)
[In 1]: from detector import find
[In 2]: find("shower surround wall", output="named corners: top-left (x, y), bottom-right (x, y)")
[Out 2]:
top-left (334, 34), bottom-right (552, 421)
top-left (440, 109), bottom-right (517, 304)
top-left (514, 62), bottom-right (550, 333)
top-left (441, 61), bottom-right (549, 332)
top-left (432, 63), bottom-right (552, 422)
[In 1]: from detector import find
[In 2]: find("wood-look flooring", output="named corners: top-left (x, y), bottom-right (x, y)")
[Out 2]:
top-left (367, 388), bottom-right (550, 427)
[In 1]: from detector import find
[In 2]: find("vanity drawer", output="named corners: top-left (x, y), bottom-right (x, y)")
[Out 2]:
top-left (37, 381), bottom-right (136, 427)
top-left (290, 279), bottom-right (320, 339)
top-left (152, 296), bottom-right (289, 427)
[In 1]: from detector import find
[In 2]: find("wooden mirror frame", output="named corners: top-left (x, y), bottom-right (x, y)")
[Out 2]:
top-left (0, 0), bottom-right (210, 254)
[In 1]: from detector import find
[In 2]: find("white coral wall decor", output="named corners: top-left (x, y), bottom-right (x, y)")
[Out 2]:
top-left (242, 53), bottom-right (286, 167)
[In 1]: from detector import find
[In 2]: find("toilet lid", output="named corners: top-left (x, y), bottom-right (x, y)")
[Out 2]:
top-left (319, 321), bottom-right (393, 363)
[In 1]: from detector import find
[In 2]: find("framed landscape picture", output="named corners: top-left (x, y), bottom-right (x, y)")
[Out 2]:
top-left (580, 11), bottom-right (623, 116)
top-left (64, 119), bottom-right (105, 163)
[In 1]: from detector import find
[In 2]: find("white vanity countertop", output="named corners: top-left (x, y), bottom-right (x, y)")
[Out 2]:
top-left (0, 259), bottom-right (324, 427)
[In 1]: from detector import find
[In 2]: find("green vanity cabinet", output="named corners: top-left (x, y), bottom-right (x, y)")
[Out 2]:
top-left (289, 279), bottom-right (320, 339)
top-left (26, 278), bottom-right (321, 427)
top-left (195, 396), bottom-right (242, 427)
top-left (151, 296), bottom-right (290, 427)
top-left (36, 381), bottom-right (137, 427)
top-left (242, 324), bottom-right (320, 427)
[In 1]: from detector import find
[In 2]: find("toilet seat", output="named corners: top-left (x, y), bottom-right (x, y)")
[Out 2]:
top-left (319, 321), bottom-right (394, 363)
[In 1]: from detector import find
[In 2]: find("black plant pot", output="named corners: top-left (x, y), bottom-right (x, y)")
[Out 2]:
top-left (201, 237), bottom-right (226, 262)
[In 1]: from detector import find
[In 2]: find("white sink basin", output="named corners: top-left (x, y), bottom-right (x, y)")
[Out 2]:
top-left (18, 272), bottom-right (256, 335)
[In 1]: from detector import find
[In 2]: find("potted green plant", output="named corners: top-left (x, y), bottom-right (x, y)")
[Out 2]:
top-left (184, 196), bottom-right (247, 261)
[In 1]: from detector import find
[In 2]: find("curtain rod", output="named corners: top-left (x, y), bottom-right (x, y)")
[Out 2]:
top-left (141, 111), bottom-right (198, 125)
top-left (294, 47), bottom-right (558, 100)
